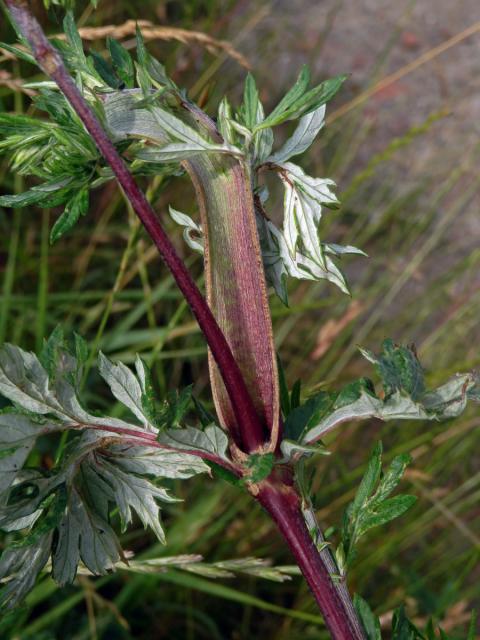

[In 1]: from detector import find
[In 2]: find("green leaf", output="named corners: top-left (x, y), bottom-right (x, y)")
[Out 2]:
top-left (0, 412), bottom-right (55, 498)
top-left (239, 73), bottom-right (261, 130)
top-left (0, 343), bottom-right (67, 416)
top-left (279, 162), bottom-right (339, 258)
top-left (0, 187), bottom-right (62, 210)
top-left (134, 356), bottom-right (160, 428)
top-left (0, 337), bottom-right (211, 607)
top-left (135, 24), bottom-right (148, 68)
top-left (12, 485), bottom-right (68, 547)
top-left (360, 339), bottom-right (425, 400)
top-left (217, 96), bottom-right (236, 145)
top-left (268, 104), bottom-right (326, 163)
top-left (290, 379), bottom-right (301, 411)
top-left (205, 460), bottom-right (241, 487)
top-left (244, 453), bottom-right (275, 483)
top-left (74, 333), bottom-right (89, 367)
top-left (354, 594), bottom-right (382, 640)
top-left (261, 65), bottom-right (311, 128)
top-left (422, 373), bottom-right (479, 419)
top-left (372, 452), bottom-right (412, 504)
top-left (134, 25), bottom-right (172, 92)
top-left (84, 455), bottom-right (178, 543)
top-left (191, 396), bottom-right (216, 429)
top-left (50, 186), bottom-right (89, 244)
top-left (256, 216), bottom-right (290, 305)
top-left (52, 483), bottom-right (122, 584)
top-left (104, 442), bottom-right (208, 480)
top-left (258, 72), bottom-right (347, 130)
top-left (391, 605), bottom-right (425, 639)
top-left (260, 161), bottom-right (362, 298)
top-left (284, 390), bottom-right (336, 441)
top-left (237, 73), bottom-right (274, 164)
top-left (300, 352), bottom-right (480, 445)
top-left (158, 424), bottom-right (230, 462)
top-left (63, 12), bottom-right (85, 64)
top-left (90, 50), bottom-right (121, 89)
top-left (99, 352), bottom-right (155, 430)
top-left (279, 439), bottom-right (328, 462)
top-left (0, 42), bottom-right (36, 65)
top-left (340, 442), bottom-right (416, 571)
top-left (358, 494), bottom-right (417, 535)
top-left (151, 106), bottom-right (228, 149)
top-left (107, 37), bottom-right (134, 88)
top-left (158, 385), bottom-right (194, 429)
top-left (103, 92), bottom-right (240, 159)
top-left (39, 325), bottom-right (65, 376)
top-left (137, 143), bottom-right (234, 162)
top-left (0, 533), bottom-right (52, 609)
top-left (350, 442), bottom-right (383, 519)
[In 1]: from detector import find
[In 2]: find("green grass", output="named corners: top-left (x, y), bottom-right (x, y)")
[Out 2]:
top-left (0, 1), bottom-right (479, 638)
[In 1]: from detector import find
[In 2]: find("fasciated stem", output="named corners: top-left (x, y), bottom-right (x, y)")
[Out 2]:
top-left (256, 477), bottom-right (365, 640)
top-left (185, 152), bottom-right (279, 450)
top-left (5, 0), bottom-right (265, 453)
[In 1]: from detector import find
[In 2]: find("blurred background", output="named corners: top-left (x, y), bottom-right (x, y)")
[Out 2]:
top-left (0, 1), bottom-right (479, 638)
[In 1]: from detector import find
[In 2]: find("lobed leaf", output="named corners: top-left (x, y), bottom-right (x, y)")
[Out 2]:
top-left (0, 333), bottom-right (219, 608)
top-left (257, 162), bottom-right (362, 301)
top-left (360, 339), bottom-right (425, 400)
top-left (338, 442), bottom-right (416, 572)
top-left (50, 186), bottom-right (89, 243)
top-left (299, 345), bottom-right (480, 445)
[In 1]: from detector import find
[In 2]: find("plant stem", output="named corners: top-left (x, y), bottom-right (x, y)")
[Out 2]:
top-left (256, 478), bottom-right (365, 640)
top-left (5, 0), bottom-right (264, 453)
top-left (4, 4), bottom-right (366, 636)
top-left (185, 151), bottom-right (279, 449)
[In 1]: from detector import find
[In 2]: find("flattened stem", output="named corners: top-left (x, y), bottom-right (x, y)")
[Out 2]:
top-left (185, 151), bottom-right (280, 452)
top-left (5, 0), bottom-right (265, 453)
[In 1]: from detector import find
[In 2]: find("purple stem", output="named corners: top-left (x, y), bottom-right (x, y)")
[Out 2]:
top-left (257, 479), bottom-right (365, 640)
top-left (4, 0), bottom-right (265, 454)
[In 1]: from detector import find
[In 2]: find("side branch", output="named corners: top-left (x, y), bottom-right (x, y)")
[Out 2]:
top-left (4, 0), bottom-right (265, 453)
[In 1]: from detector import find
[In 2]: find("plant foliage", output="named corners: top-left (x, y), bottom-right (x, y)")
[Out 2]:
top-left (0, 10), bottom-right (479, 637)
top-left (0, 328), bottom-right (228, 608)
top-left (0, 15), bottom-right (360, 304)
